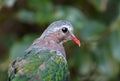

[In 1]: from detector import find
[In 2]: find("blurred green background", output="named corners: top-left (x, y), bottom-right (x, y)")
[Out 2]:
top-left (0, 0), bottom-right (120, 81)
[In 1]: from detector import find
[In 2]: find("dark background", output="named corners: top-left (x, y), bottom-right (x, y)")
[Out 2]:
top-left (0, 0), bottom-right (120, 81)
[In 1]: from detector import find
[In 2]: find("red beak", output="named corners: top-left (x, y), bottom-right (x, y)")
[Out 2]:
top-left (72, 37), bottom-right (80, 47)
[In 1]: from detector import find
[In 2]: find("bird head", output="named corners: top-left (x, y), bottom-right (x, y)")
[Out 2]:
top-left (40, 20), bottom-right (80, 46)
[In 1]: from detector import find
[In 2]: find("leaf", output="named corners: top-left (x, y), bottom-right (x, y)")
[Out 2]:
top-left (69, 47), bottom-right (94, 75)
top-left (88, 0), bottom-right (108, 12)
top-left (110, 29), bottom-right (120, 62)
top-left (94, 40), bottom-right (119, 78)
top-left (80, 20), bottom-right (106, 41)
top-left (28, 0), bottom-right (53, 24)
top-left (98, 55), bottom-right (119, 78)
top-left (2, 0), bottom-right (16, 7)
top-left (9, 35), bottom-right (37, 59)
top-left (53, 6), bottom-right (87, 30)
top-left (28, 0), bottom-right (52, 11)
top-left (78, 53), bottom-right (93, 75)
top-left (16, 10), bottom-right (35, 23)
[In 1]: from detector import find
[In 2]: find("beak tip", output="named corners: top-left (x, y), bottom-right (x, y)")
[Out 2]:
top-left (72, 37), bottom-right (81, 47)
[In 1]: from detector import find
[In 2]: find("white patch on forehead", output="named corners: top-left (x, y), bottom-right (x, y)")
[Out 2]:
top-left (52, 25), bottom-right (73, 32)
top-left (40, 20), bottom-right (73, 38)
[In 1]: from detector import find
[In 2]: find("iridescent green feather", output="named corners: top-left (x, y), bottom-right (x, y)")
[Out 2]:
top-left (8, 50), bottom-right (69, 81)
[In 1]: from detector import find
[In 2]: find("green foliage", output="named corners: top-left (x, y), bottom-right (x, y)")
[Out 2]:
top-left (9, 35), bottom-right (37, 59)
top-left (0, 0), bottom-right (120, 81)
top-left (110, 29), bottom-right (120, 62)
top-left (16, 10), bottom-right (35, 23)
top-left (88, 0), bottom-right (108, 12)
top-left (0, 0), bottom-right (16, 8)
top-left (80, 20), bottom-right (106, 41)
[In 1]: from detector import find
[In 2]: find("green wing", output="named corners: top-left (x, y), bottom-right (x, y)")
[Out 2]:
top-left (8, 50), bottom-right (69, 81)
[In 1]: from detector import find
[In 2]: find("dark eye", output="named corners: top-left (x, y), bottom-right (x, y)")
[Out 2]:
top-left (62, 27), bottom-right (68, 33)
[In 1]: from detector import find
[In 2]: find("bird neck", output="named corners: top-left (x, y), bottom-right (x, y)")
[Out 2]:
top-left (44, 36), bottom-right (61, 44)
top-left (40, 33), bottom-right (66, 45)
top-left (25, 35), bottom-right (66, 58)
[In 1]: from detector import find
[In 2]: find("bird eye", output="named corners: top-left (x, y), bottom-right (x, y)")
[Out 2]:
top-left (62, 27), bottom-right (68, 33)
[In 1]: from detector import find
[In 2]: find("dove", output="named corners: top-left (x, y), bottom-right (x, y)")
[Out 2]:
top-left (8, 20), bottom-right (80, 81)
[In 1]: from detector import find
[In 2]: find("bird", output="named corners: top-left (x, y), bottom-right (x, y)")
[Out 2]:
top-left (8, 20), bottom-right (80, 81)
